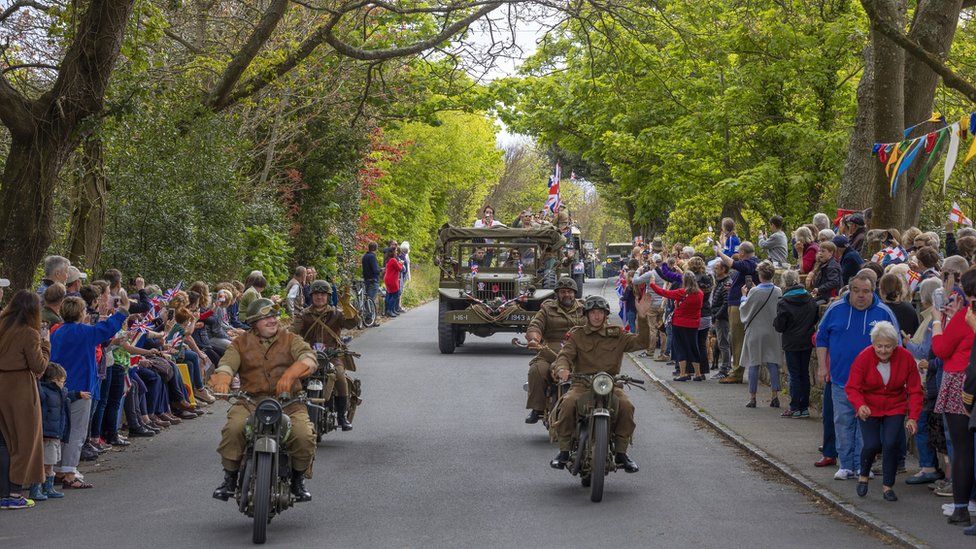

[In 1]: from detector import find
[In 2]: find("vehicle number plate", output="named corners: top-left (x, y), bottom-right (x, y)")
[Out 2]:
top-left (451, 312), bottom-right (469, 322)
top-left (508, 313), bottom-right (530, 322)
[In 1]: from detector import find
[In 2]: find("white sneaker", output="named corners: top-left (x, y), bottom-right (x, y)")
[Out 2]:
top-left (942, 502), bottom-right (976, 516)
top-left (834, 468), bottom-right (855, 480)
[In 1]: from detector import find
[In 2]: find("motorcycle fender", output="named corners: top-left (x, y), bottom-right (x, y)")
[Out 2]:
top-left (254, 437), bottom-right (278, 453)
top-left (592, 407), bottom-right (610, 418)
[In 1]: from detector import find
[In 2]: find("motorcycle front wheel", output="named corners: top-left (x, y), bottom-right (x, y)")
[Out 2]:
top-left (252, 452), bottom-right (273, 544)
top-left (590, 415), bottom-right (609, 503)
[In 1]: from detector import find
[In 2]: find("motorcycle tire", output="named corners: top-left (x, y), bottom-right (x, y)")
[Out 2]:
top-left (590, 416), bottom-right (609, 503)
top-left (252, 452), bottom-right (273, 544)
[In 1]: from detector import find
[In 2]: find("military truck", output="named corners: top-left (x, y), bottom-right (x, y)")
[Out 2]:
top-left (601, 242), bottom-right (633, 278)
top-left (434, 224), bottom-right (567, 354)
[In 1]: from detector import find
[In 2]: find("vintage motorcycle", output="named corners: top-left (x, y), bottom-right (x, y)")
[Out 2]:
top-left (215, 391), bottom-right (324, 544)
top-left (515, 338), bottom-right (566, 433)
top-left (305, 345), bottom-right (363, 442)
top-left (558, 372), bottom-right (644, 503)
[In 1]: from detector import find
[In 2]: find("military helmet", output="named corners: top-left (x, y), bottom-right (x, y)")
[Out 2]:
top-left (246, 298), bottom-right (280, 325)
top-left (555, 276), bottom-right (578, 293)
top-left (582, 295), bottom-right (611, 314)
top-left (310, 279), bottom-right (332, 295)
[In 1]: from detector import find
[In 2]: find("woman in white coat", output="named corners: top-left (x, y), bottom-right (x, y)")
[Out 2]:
top-left (740, 261), bottom-right (784, 409)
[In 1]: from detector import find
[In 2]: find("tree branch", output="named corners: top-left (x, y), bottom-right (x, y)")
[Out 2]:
top-left (216, 1), bottom-right (503, 111)
top-left (0, 73), bottom-right (33, 137)
top-left (206, 0), bottom-right (290, 110)
top-left (163, 28), bottom-right (203, 54)
top-left (861, 0), bottom-right (976, 103)
top-left (0, 0), bottom-right (49, 24)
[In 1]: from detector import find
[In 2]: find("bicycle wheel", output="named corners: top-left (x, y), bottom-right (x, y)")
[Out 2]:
top-left (362, 295), bottom-right (377, 327)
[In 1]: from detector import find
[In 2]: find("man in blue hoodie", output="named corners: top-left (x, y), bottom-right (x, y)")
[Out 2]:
top-left (815, 271), bottom-right (898, 480)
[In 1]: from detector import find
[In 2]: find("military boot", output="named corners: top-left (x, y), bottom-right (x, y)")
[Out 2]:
top-left (336, 397), bottom-right (353, 431)
top-left (213, 469), bottom-right (238, 501)
top-left (291, 470), bottom-right (312, 502)
top-left (615, 453), bottom-right (639, 473)
top-left (525, 410), bottom-right (542, 424)
top-left (550, 451), bottom-right (570, 469)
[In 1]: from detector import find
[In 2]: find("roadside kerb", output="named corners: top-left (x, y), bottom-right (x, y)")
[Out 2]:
top-left (627, 352), bottom-right (926, 549)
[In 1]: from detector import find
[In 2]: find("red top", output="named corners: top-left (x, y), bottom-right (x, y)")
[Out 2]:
top-left (845, 345), bottom-right (923, 420)
top-left (800, 242), bottom-right (819, 274)
top-left (931, 308), bottom-right (974, 373)
top-left (384, 257), bottom-right (404, 293)
top-left (649, 284), bottom-right (702, 329)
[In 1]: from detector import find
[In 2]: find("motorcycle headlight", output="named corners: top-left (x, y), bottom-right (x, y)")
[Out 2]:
top-left (256, 400), bottom-right (283, 426)
top-left (592, 373), bottom-right (614, 396)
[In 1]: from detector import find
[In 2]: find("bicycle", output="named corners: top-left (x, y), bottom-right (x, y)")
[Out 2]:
top-left (351, 279), bottom-right (377, 328)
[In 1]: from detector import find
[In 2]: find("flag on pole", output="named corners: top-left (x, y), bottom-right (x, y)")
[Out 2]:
top-left (950, 202), bottom-right (973, 226)
top-left (546, 163), bottom-right (561, 213)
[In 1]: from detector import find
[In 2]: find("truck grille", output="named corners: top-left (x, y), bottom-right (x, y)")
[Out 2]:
top-left (475, 279), bottom-right (518, 301)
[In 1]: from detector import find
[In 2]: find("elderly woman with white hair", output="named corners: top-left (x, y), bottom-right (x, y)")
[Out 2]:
top-left (793, 226), bottom-right (818, 274)
top-left (845, 321), bottom-right (923, 502)
top-left (812, 213), bottom-right (831, 232)
top-left (817, 229), bottom-right (835, 243)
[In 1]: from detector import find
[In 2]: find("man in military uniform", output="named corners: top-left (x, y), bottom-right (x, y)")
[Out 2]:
top-left (209, 298), bottom-right (318, 502)
top-left (290, 280), bottom-right (360, 431)
top-left (524, 277), bottom-right (584, 424)
top-left (550, 294), bottom-right (651, 473)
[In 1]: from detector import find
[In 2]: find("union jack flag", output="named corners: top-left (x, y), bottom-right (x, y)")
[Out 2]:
top-left (546, 163), bottom-right (561, 213)
top-left (166, 333), bottom-right (183, 348)
top-left (162, 282), bottom-right (183, 301)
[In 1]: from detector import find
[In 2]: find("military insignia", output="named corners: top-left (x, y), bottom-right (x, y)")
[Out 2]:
top-left (606, 326), bottom-right (622, 336)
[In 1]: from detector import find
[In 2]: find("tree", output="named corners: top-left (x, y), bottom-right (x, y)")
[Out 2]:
top-left (0, 0), bottom-right (514, 288)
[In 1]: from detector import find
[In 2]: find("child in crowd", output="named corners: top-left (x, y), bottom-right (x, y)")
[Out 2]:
top-left (32, 363), bottom-right (90, 501)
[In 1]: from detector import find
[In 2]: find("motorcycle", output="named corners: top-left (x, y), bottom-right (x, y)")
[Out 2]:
top-left (514, 338), bottom-right (565, 433)
top-left (305, 346), bottom-right (362, 442)
top-left (214, 391), bottom-right (324, 544)
top-left (559, 372), bottom-right (645, 503)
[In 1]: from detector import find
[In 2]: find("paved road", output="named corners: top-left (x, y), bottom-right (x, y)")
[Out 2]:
top-left (3, 280), bottom-right (887, 548)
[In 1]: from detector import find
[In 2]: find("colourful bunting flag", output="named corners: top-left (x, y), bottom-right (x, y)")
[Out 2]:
top-left (944, 123), bottom-right (961, 193)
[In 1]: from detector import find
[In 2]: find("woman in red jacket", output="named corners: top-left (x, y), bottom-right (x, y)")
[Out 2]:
top-left (383, 249), bottom-right (404, 317)
top-left (650, 271), bottom-right (703, 382)
top-left (846, 321), bottom-right (922, 502)
top-left (793, 226), bottom-right (819, 274)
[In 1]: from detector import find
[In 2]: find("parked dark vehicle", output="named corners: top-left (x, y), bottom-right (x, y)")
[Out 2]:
top-left (601, 243), bottom-right (632, 278)
top-left (215, 391), bottom-right (323, 544)
top-left (556, 373), bottom-right (645, 502)
top-left (434, 225), bottom-right (567, 354)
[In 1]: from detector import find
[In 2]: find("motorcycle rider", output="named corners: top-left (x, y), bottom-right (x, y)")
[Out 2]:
top-left (549, 294), bottom-right (651, 473)
top-left (210, 298), bottom-right (318, 502)
top-left (524, 277), bottom-right (584, 424)
top-left (290, 280), bottom-right (360, 431)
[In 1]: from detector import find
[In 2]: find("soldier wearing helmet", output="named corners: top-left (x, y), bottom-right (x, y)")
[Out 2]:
top-left (210, 297), bottom-right (318, 503)
top-left (550, 293), bottom-right (652, 473)
top-left (523, 276), bottom-right (584, 424)
top-left (290, 280), bottom-right (361, 431)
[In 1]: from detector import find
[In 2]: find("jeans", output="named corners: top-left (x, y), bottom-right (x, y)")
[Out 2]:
top-left (713, 318), bottom-right (731, 371)
top-left (625, 308), bottom-right (637, 332)
top-left (57, 398), bottom-right (93, 474)
top-left (859, 415), bottom-right (905, 486)
top-left (821, 382), bottom-right (837, 458)
top-left (697, 328), bottom-right (710, 373)
top-left (832, 384), bottom-right (863, 472)
top-left (180, 349), bottom-right (204, 390)
top-left (92, 365), bottom-right (125, 438)
top-left (747, 363), bottom-right (780, 395)
top-left (729, 306), bottom-right (744, 376)
top-left (385, 290), bottom-right (401, 315)
top-left (365, 280), bottom-right (379, 301)
top-left (915, 410), bottom-right (938, 469)
top-left (665, 323), bottom-right (673, 357)
top-left (784, 350), bottom-right (811, 411)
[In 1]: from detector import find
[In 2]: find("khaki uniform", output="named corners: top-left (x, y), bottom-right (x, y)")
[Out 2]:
top-left (290, 305), bottom-right (359, 397)
top-left (525, 299), bottom-right (584, 412)
top-left (551, 316), bottom-right (649, 453)
top-left (215, 329), bottom-right (317, 474)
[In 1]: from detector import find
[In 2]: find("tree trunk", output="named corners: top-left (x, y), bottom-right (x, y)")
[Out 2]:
top-left (66, 135), bottom-right (109, 270)
top-left (868, 0), bottom-right (907, 229)
top-left (0, 131), bottom-right (75, 290)
top-left (838, 45), bottom-right (876, 211)
top-left (901, 0), bottom-right (964, 226)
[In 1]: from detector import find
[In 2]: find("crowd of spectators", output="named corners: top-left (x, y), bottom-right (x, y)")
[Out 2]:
top-left (619, 212), bottom-right (976, 536)
top-left (0, 254), bottom-right (369, 510)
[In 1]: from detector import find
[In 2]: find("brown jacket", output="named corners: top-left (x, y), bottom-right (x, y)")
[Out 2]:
top-left (526, 299), bottom-right (584, 353)
top-left (552, 316), bottom-right (649, 377)
top-left (290, 306), bottom-right (358, 348)
top-left (0, 325), bottom-right (50, 486)
top-left (217, 329), bottom-right (316, 397)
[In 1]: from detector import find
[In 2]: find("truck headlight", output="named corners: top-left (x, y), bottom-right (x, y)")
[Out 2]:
top-left (592, 373), bottom-right (614, 396)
